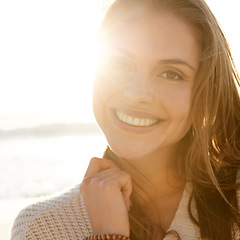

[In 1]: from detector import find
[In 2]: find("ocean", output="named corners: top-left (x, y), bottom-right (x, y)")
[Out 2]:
top-left (0, 131), bottom-right (107, 239)
top-left (0, 133), bottom-right (107, 199)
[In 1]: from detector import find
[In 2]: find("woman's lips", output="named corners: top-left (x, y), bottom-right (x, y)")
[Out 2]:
top-left (115, 109), bottom-right (160, 127)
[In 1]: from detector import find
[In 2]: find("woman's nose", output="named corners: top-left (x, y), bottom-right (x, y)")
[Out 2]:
top-left (123, 74), bottom-right (153, 104)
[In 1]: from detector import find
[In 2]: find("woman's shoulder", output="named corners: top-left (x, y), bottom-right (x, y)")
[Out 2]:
top-left (11, 184), bottom-right (92, 240)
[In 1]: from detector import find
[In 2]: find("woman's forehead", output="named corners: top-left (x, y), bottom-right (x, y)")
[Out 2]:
top-left (103, 9), bottom-right (200, 69)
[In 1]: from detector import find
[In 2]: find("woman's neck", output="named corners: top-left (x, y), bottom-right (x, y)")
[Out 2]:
top-left (118, 144), bottom-right (186, 230)
top-left (124, 143), bottom-right (184, 191)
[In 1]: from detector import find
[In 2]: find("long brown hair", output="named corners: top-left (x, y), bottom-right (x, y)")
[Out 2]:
top-left (100, 0), bottom-right (240, 239)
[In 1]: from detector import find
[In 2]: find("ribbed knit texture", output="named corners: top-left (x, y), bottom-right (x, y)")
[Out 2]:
top-left (11, 180), bottom-right (240, 240)
top-left (11, 185), bottom-right (92, 240)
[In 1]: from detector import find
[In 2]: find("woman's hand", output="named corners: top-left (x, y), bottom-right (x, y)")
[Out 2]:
top-left (81, 157), bottom-right (132, 236)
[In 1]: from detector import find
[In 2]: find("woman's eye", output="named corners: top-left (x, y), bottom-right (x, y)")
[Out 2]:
top-left (161, 71), bottom-right (183, 80)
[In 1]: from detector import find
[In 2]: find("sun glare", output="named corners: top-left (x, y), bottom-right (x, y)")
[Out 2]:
top-left (0, 0), bottom-right (240, 129)
top-left (0, 0), bottom-right (103, 128)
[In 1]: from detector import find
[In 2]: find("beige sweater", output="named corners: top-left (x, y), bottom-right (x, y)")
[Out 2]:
top-left (11, 181), bottom-right (240, 240)
top-left (11, 185), bottom-right (92, 240)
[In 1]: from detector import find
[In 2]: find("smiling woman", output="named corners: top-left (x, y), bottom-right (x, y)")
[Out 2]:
top-left (10, 0), bottom-right (240, 240)
top-left (93, 9), bottom-right (199, 160)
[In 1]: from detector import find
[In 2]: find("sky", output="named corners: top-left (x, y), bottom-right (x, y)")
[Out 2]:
top-left (0, 0), bottom-right (240, 129)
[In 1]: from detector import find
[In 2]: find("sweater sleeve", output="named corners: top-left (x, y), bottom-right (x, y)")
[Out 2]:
top-left (11, 185), bottom-right (93, 240)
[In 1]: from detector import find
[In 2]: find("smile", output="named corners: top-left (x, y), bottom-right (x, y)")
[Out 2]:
top-left (115, 110), bottom-right (160, 127)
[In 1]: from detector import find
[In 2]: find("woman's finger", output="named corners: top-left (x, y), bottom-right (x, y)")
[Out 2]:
top-left (82, 168), bottom-right (132, 201)
top-left (81, 167), bottom-right (132, 236)
top-left (84, 157), bottom-right (118, 177)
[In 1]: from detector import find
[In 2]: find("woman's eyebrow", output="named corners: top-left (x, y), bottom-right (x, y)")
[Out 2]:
top-left (158, 59), bottom-right (196, 71)
top-left (108, 47), bottom-right (196, 71)
top-left (109, 47), bottom-right (135, 58)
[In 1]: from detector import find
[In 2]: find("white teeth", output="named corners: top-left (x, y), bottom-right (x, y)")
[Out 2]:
top-left (115, 110), bottom-right (159, 127)
top-left (140, 118), bottom-right (145, 126)
top-left (122, 113), bottom-right (127, 122)
top-left (133, 118), bottom-right (139, 126)
top-left (127, 116), bottom-right (133, 125)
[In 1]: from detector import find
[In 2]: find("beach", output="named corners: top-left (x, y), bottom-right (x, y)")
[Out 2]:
top-left (0, 129), bottom-right (107, 239)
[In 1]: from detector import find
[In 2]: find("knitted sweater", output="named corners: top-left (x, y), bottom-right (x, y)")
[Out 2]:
top-left (11, 181), bottom-right (240, 240)
top-left (11, 185), bottom-right (92, 240)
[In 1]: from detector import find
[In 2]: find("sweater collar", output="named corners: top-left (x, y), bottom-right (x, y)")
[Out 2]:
top-left (164, 182), bottom-right (200, 239)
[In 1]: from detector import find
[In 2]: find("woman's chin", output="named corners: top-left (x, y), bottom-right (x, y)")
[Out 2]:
top-left (108, 144), bottom-right (151, 162)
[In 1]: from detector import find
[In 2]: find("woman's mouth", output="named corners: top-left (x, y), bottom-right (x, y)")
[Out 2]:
top-left (115, 110), bottom-right (160, 127)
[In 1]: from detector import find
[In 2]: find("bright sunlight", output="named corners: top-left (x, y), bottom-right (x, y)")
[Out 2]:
top-left (0, 0), bottom-right (103, 129)
top-left (0, 0), bottom-right (240, 129)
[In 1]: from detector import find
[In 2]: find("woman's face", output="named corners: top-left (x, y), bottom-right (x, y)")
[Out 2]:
top-left (93, 6), bottom-right (200, 160)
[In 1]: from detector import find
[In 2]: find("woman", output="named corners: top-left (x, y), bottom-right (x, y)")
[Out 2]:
top-left (11, 0), bottom-right (240, 239)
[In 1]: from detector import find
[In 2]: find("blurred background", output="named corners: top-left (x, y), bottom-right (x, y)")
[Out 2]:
top-left (0, 0), bottom-right (240, 239)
